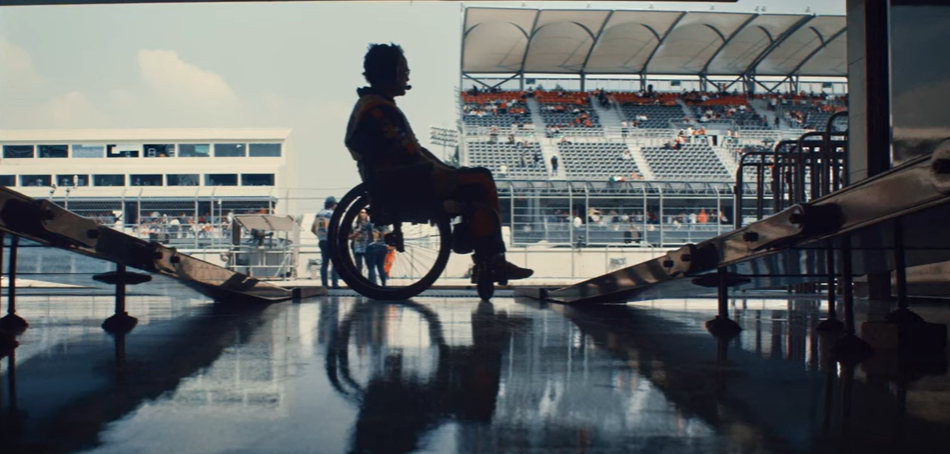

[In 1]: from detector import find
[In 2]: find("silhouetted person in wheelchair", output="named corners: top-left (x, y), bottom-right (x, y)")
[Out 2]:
top-left (345, 43), bottom-right (533, 283)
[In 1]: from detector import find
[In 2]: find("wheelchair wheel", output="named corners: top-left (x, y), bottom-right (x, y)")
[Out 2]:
top-left (329, 184), bottom-right (452, 300)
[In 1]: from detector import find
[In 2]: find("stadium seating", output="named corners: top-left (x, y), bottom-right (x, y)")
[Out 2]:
top-left (688, 95), bottom-right (771, 131)
top-left (461, 91), bottom-right (532, 130)
top-left (641, 143), bottom-right (730, 180)
top-left (619, 104), bottom-right (685, 129)
top-left (534, 91), bottom-right (603, 135)
top-left (466, 142), bottom-right (547, 178)
top-left (557, 142), bottom-right (641, 180)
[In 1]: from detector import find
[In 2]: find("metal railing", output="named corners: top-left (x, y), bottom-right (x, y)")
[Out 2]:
top-left (735, 111), bottom-right (848, 228)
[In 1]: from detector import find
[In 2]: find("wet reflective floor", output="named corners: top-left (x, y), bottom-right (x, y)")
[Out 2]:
top-left (2, 293), bottom-right (950, 454)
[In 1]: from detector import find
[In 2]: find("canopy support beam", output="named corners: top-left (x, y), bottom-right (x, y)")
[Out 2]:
top-left (579, 11), bottom-right (615, 75)
top-left (702, 14), bottom-right (760, 75)
top-left (742, 15), bottom-right (815, 78)
top-left (518, 10), bottom-right (543, 75)
top-left (785, 27), bottom-right (847, 78)
top-left (641, 12), bottom-right (687, 79)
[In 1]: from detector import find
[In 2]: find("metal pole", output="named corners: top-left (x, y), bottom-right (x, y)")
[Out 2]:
top-left (642, 189), bottom-right (648, 246)
top-left (841, 235), bottom-right (855, 336)
top-left (718, 267), bottom-right (729, 320)
top-left (659, 189), bottom-right (664, 248)
top-left (7, 236), bottom-right (18, 314)
top-left (716, 190), bottom-right (722, 236)
top-left (827, 246), bottom-right (837, 320)
top-left (894, 219), bottom-right (908, 310)
top-left (568, 186), bottom-right (574, 247)
top-left (584, 187), bottom-right (590, 247)
top-left (115, 263), bottom-right (126, 316)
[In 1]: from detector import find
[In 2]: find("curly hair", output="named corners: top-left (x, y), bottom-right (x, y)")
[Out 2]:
top-left (363, 43), bottom-right (405, 86)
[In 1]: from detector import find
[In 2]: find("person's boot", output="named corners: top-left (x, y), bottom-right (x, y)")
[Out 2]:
top-left (471, 254), bottom-right (533, 284)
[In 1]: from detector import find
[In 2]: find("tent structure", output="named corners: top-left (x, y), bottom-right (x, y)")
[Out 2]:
top-left (462, 7), bottom-right (845, 91)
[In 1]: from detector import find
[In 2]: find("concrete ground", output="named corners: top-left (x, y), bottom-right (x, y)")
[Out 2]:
top-left (1, 292), bottom-right (949, 454)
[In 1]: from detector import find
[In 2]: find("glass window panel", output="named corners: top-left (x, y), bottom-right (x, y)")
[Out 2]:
top-left (38, 145), bottom-right (68, 158)
top-left (241, 174), bottom-right (275, 186)
top-left (3, 145), bottom-right (34, 158)
top-left (214, 143), bottom-right (246, 157)
top-left (93, 174), bottom-right (126, 186)
top-left (144, 144), bottom-right (175, 158)
top-left (179, 144), bottom-right (210, 157)
top-left (205, 174), bottom-right (238, 186)
top-left (167, 174), bottom-right (200, 186)
top-left (248, 143), bottom-right (281, 157)
top-left (72, 144), bottom-right (104, 158)
top-left (20, 175), bottom-right (51, 186)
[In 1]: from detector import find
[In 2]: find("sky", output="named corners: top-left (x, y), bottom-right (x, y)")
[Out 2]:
top-left (0, 0), bottom-right (845, 206)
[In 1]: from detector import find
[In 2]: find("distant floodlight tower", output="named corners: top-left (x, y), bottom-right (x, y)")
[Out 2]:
top-left (429, 126), bottom-right (459, 163)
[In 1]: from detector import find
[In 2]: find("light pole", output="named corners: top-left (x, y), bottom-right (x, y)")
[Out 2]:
top-left (429, 126), bottom-right (459, 164)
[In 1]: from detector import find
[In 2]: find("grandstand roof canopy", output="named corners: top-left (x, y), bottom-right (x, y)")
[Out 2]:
top-left (462, 8), bottom-right (846, 78)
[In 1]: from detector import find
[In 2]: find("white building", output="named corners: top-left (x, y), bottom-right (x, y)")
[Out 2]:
top-left (0, 128), bottom-right (297, 226)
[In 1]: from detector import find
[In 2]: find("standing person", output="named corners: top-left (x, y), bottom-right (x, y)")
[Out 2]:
top-left (312, 196), bottom-right (340, 289)
top-left (365, 222), bottom-right (391, 286)
top-left (350, 208), bottom-right (372, 273)
top-left (550, 155), bottom-right (559, 176)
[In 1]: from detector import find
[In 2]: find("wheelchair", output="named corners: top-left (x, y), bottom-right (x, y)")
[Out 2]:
top-left (328, 163), bottom-right (499, 300)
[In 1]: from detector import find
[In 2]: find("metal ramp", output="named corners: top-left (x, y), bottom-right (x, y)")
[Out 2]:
top-left (517, 146), bottom-right (950, 306)
top-left (0, 187), bottom-right (324, 304)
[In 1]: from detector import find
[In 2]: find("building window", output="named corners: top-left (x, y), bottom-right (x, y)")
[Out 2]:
top-left (107, 144), bottom-right (140, 158)
top-left (72, 144), bottom-right (104, 158)
top-left (144, 144), bottom-right (175, 158)
top-left (179, 144), bottom-right (210, 157)
top-left (93, 174), bottom-right (126, 186)
top-left (20, 175), bottom-right (51, 187)
top-left (167, 174), bottom-right (200, 186)
top-left (214, 143), bottom-right (246, 157)
top-left (205, 174), bottom-right (238, 186)
top-left (56, 174), bottom-right (89, 187)
top-left (3, 145), bottom-right (34, 158)
top-left (131, 174), bottom-right (163, 186)
top-left (0, 175), bottom-right (15, 186)
top-left (248, 143), bottom-right (281, 157)
top-left (241, 174), bottom-right (275, 186)
top-left (38, 145), bottom-right (68, 158)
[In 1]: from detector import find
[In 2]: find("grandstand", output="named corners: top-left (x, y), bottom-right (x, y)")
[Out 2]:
top-left (557, 142), bottom-right (640, 180)
top-left (457, 7), bottom-right (847, 246)
top-left (641, 143), bottom-right (730, 181)
top-left (466, 142), bottom-right (546, 178)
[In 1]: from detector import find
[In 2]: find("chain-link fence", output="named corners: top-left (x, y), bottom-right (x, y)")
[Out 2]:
top-left (501, 181), bottom-right (744, 248)
top-left (41, 182), bottom-right (765, 251)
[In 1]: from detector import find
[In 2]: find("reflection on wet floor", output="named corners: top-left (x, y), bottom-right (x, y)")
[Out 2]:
top-left (1, 294), bottom-right (949, 453)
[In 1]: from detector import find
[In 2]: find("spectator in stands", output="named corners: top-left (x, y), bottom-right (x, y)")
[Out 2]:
top-left (507, 134), bottom-right (515, 144)
top-left (621, 149), bottom-right (632, 161)
top-left (620, 120), bottom-right (628, 138)
top-left (489, 125), bottom-right (499, 143)
top-left (697, 209), bottom-right (708, 224)
top-left (499, 164), bottom-right (508, 177)
top-left (550, 155), bottom-right (559, 175)
top-left (345, 43), bottom-right (532, 282)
